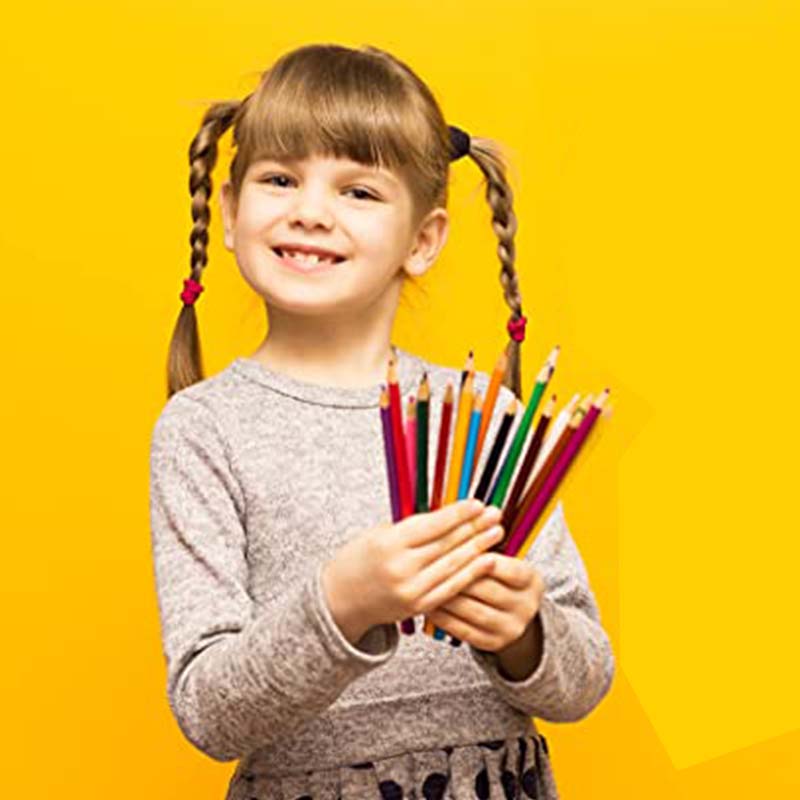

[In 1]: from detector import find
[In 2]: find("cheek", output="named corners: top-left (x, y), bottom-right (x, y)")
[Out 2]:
top-left (237, 204), bottom-right (280, 238)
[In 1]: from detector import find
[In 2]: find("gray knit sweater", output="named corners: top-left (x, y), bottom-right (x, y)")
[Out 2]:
top-left (148, 344), bottom-right (614, 799)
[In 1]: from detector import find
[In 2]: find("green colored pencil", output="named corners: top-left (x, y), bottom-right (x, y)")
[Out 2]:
top-left (415, 373), bottom-right (430, 512)
top-left (489, 346), bottom-right (559, 508)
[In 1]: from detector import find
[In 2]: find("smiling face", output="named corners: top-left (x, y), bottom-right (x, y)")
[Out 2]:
top-left (219, 154), bottom-right (449, 318)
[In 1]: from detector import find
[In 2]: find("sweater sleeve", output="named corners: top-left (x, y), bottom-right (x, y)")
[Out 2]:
top-left (148, 394), bottom-right (400, 762)
top-left (467, 386), bottom-right (615, 722)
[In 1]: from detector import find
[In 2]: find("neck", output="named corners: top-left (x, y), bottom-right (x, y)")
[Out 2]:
top-left (250, 300), bottom-right (400, 390)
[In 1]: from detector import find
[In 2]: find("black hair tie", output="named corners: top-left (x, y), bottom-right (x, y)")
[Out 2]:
top-left (449, 125), bottom-right (471, 161)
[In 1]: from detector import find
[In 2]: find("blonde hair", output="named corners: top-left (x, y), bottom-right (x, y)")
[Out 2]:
top-left (168, 43), bottom-right (526, 399)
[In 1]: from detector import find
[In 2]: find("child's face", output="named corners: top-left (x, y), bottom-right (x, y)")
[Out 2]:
top-left (219, 154), bottom-right (448, 317)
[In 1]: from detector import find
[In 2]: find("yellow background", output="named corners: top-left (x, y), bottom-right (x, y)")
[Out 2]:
top-left (2, 0), bottom-right (798, 796)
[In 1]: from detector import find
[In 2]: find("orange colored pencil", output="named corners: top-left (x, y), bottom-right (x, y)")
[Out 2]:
top-left (475, 346), bottom-right (508, 467)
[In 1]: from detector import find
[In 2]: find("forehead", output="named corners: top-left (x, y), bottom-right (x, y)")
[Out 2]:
top-left (248, 155), bottom-right (401, 187)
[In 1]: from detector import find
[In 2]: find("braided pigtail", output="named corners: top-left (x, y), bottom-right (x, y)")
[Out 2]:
top-left (166, 100), bottom-right (242, 399)
top-left (453, 131), bottom-right (527, 400)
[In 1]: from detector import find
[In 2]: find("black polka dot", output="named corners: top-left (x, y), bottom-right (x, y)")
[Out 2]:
top-left (379, 779), bottom-right (403, 800)
top-left (501, 769), bottom-right (519, 800)
top-left (521, 767), bottom-right (539, 798)
top-left (293, 796), bottom-right (312, 800)
top-left (478, 738), bottom-right (505, 750)
top-left (443, 745), bottom-right (454, 755)
top-left (474, 766), bottom-right (490, 799)
top-left (422, 771), bottom-right (448, 800)
top-left (351, 761), bottom-right (374, 770)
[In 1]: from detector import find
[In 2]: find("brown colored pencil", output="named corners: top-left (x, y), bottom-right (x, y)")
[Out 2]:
top-left (501, 394), bottom-right (556, 533)
top-left (430, 382), bottom-right (454, 511)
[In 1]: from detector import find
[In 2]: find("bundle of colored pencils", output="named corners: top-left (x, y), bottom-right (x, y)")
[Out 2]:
top-left (379, 343), bottom-right (611, 643)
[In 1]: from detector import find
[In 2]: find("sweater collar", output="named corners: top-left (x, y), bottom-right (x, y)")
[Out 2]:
top-left (229, 344), bottom-right (425, 409)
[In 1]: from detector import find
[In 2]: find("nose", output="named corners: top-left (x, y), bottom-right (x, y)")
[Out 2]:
top-left (286, 185), bottom-right (335, 230)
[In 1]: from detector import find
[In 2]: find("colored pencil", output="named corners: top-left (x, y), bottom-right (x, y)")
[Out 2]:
top-left (436, 360), bottom-right (475, 643)
top-left (425, 381), bottom-right (453, 638)
top-left (488, 347), bottom-right (558, 509)
top-left (507, 395), bottom-right (592, 541)
top-left (405, 396), bottom-right (417, 506)
top-left (387, 355), bottom-right (416, 635)
top-left (472, 395), bottom-right (517, 502)
top-left (430, 382), bottom-right (454, 511)
top-left (444, 370), bottom-right (474, 505)
top-left (379, 385), bottom-right (401, 522)
top-left (458, 393), bottom-right (483, 499)
top-left (474, 346), bottom-right (508, 471)
top-left (387, 355), bottom-right (413, 518)
top-left (415, 374), bottom-right (430, 513)
top-left (428, 360), bottom-right (472, 641)
top-left (460, 350), bottom-right (474, 390)
top-left (531, 393), bottom-right (580, 482)
top-left (500, 394), bottom-right (556, 534)
top-left (504, 390), bottom-right (609, 557)
top-left (451, 392), bottom-right (484, 644)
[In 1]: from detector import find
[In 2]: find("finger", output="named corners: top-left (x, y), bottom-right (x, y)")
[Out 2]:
top-left (401, 498), bottom-right (486, 547)
top-left (414, 505), bottom-right (503, 568)
top-left (448, 575), bottom-right (515, 610)
top-left (426, 606), bottom-right (498, 651)
top-left (487, 553), bottom-right (533, 590)
top-left (412, 534), bottom-right (501, 613)
top-left (435, 593), bottom-right (504, 632)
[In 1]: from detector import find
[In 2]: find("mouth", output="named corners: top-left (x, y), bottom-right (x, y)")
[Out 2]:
top-left (271, 247), bottom-right (346, 272)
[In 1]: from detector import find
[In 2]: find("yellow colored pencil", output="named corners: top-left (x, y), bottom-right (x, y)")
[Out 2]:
top-left (443, 370), bottom-right (475, 506)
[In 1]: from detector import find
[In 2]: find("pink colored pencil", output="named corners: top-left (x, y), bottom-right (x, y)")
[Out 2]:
top-left (405, 396), bottom-right (417, 508)
top-left (387, 356), bottom-right (413, 518)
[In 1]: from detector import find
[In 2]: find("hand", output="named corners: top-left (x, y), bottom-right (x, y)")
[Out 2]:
top-left (426, 552), bottom-right (546, 653)
top-left (322, 499), bottom-right (505, 639)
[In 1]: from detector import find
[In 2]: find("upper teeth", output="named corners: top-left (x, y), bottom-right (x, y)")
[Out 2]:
top-left (281, 249), bottom-right (337, 264)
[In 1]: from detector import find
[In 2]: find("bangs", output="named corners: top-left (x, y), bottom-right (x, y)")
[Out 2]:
top-left (236, 48), bottom-right (434, 176)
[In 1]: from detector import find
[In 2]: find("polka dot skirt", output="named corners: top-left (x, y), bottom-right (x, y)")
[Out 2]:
top-left (227, 733), bottom-right (557, 800)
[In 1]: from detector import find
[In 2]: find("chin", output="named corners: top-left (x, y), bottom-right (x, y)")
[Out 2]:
top-left (256, 283), bottom-right (360, 317)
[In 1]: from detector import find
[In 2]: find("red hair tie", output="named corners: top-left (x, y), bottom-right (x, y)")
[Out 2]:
top-left (507, 314), bottom-right (527, 343)
top-left (180, 277), bottom-right (204, 306)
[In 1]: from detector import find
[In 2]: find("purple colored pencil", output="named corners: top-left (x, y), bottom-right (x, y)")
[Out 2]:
top-left (380, 388), bottom-right (401, 522)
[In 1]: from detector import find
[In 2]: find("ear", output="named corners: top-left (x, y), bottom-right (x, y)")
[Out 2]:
top-left (402, 207), bottom-right (450, 278)
top-left (219, 180), bottom-right (236, 252)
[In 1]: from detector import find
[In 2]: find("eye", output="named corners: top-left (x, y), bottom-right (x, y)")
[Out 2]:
top-left (345, 186), bottom-right (378, 201)
top-left (257, 173), bottom-right (378, 201)
top-left (259, 173), bottom-right (293, 188)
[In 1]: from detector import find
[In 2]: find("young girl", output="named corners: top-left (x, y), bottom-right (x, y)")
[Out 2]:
top-left (149, 43), bottom-right (614, 800)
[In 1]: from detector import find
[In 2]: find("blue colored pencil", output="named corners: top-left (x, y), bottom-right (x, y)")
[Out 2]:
top-left (458, 394), bottom-right (483, 499)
